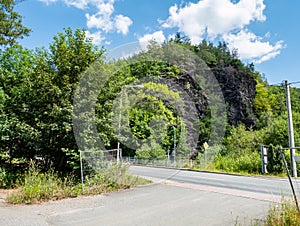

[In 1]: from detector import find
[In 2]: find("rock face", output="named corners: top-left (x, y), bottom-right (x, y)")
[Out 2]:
top-left (176, 66), bottom-right (257, 129)
top-left (173, 65), bottom-right (257, 158)
top-left (213, 66), bottom-right (257, 128)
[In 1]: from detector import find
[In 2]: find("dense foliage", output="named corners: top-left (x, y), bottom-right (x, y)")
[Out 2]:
top-left (1, 3), bottom-right (299, 180)
top-left (0, 28), bottom-right (104, 172)
top-left (0, 0), bottom-right (31, 47)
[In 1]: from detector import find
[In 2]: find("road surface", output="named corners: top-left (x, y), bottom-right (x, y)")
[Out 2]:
top-left (1, 166), bottom-right (299, 225)
top-left (129, 165), bottom-right (300, 200)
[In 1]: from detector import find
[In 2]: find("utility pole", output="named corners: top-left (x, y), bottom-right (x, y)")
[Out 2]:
top-left (285, 80), bottom-right (297, 177)
top-left (117, 90), bottom-right (123, 162)
top-left (173, 125), bottom-right (176, 163)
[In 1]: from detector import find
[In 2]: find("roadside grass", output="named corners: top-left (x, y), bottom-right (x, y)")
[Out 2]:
top-left (208, 152), bottom-right (262, 175)
top-left (6, 162), bottom-right (150, 204)
top-left (235, 199), bottom-right (300, 226)
top-left (189, 152), bottom-right (287, 178)
top-left (263, 199), bottom-right (300, 226)
top-left (82, 163), bottom-right (150, 195)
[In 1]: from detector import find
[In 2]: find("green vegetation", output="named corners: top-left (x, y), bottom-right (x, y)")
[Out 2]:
top-left (1, 2), bottom-right (300, 203)
top-left (0, 0), bottom-right (31, 47)
top-left (0, 166), bottom-right (20, 188)
top-left (236, 199), bottom-right (300, 225)
top-left (210, 152), bottom-right (261, 174)
top-left (7, 163), bottom-right (80, 204)
top-left (263, 200), bottom-right (300, 226)
top-left (6, 162), bottom-right (149, 204)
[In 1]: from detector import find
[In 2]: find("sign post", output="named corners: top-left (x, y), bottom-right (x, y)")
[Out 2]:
top-left (261, 145), bottom-right (268, 174)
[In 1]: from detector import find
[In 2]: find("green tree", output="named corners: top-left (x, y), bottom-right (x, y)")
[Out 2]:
top-left (0, 28), bottom-right (104, 171)
top-left (135, 140), bottom-right (166, 159)
top-left (267, 145), bottom-right (284, 174)
top-left (0, 45), bottom-right (39, 162)
top-left (42, 28), bottom-right (103, 170)
top-left (222, 124), bottom-right (265, 157)
top-left (0, 0), bottom-right (31, 47)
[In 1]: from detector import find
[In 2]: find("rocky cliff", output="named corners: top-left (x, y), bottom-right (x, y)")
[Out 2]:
top-left (213, 66), bottom-right (257, 128)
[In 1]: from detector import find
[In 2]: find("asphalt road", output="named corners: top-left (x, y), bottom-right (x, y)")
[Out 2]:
top-left (129, 165), bottom-right (300, 200)
top-left (1, 166), bottom-right (299, 226)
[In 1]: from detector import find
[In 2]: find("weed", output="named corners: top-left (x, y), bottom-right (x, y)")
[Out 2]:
top-left (6, 162), bottom-right (80, 204)
top-left (6, 162), bottom-right (150, 204)
top-left (263, 199), bottom-right (300, 226)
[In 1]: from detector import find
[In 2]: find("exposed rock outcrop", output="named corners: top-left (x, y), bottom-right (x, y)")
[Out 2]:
top-left (213, 66), bottom-right (257, 128)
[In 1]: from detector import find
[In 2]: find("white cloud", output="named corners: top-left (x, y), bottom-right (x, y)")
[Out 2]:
top-left (162, 0), bottom-right (266, 43)
top-left (161, 0), bottom-right (283, 63)
top-left (85, 30), bottom-right (105, 45)
top-left (85, 12), bottom-right (114, 32)
top-left (38, 0), bottom-right (58, 5)
top-left (223, 30), bottom-right (285, 63)
top-left (64, 0), bottom-right (115, 10)
top-left (115, 15), bottom-right (133, 35)
top-left (97, 2), bottom-right (114, 15)
top-left (84, 0), bottom-right (132, 36)
top-left (138, 31), bottom-right (166, 50)
top-left (64, 0), bottom-right (89, 9)
top-left (40, 0), bottom-right (133, 45)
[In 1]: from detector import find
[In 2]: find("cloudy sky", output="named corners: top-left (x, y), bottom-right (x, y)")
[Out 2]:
top-left (16, 0), bottom-right (300, 86)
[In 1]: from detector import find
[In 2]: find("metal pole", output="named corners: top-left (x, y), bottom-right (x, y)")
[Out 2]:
top-left (117, 90), bottom-right (123, 163)
top-left (80, 151), bottom-right (84, 194)
top-left (204, 148), bottom-right (206, 169)
top-left (285, 80), bottom-right (297, 177)
top-left (280, 148), bottom-right (300, 214)
top-left (173, 126), bottom-right (176, 164)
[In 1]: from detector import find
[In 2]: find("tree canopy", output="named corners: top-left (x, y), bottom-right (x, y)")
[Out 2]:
top-left (0, 0), bottom-right (31, 47)
top-left (0, 14), bottom-right (298, 175)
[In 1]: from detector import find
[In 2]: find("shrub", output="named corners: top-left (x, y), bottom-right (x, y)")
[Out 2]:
top-left (135, 140), bottom-right (166, 159)
top-left (212, 152), bottom-right (261, 174)
top-left (223, 124), bottom-right (265, 157)
top-left (267, 145), bottom-right (284, 174)
top-left (0, 167), bottom-right (20, 188)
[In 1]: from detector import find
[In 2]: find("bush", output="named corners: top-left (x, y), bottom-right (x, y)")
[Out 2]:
top-left (222, 124), bottom-right (265, 157)
top-left (135, 140), bottom-right (166, 159)
top-left (212, 152), bottom-right (261, 174)
top-left (267, 145), bottom-right (284, 174)
top-left (0, 167), bottom-right (20, 188)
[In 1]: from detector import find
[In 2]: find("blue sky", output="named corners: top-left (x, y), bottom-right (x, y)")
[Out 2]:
top-left (15, 0), bottom-right (300, 86)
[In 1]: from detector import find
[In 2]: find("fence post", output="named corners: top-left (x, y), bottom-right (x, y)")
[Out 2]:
top-left (80, 151), bottom-right (84, 194)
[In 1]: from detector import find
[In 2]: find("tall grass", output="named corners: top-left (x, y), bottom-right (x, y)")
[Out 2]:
top-left (83, 163), bottom-right (149, 194)
top-left (263, 199), bottom-right (300, 226)
top-left (6, 162), bottom-right (150, 204)
top-left (7, 163), bottom-right (81, 204)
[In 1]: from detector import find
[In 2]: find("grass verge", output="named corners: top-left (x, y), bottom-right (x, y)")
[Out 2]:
top-left (262, 199), bottom-right (300, 226)
top-left (6, 163), bottom-right (150, 204)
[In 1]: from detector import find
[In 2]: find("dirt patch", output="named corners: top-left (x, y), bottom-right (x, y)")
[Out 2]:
top-left (0, 189), bottom-right (17, 204)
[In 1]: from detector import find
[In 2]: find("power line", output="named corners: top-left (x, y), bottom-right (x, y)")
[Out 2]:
top-left (269, 81), bottom-right (300, 87)
top-left (289, 81), bottom-right (300, 86)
